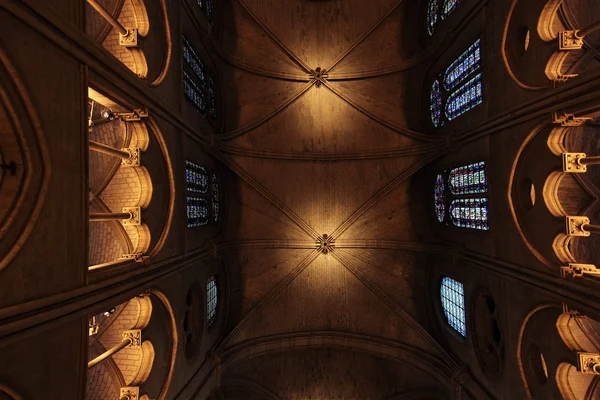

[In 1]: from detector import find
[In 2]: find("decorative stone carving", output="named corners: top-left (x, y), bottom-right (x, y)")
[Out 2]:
top-left (316, 234), bottom-right (335, 254)
top-left (565, 216), bottom-right (590, 237)
top-left (121, 329), bottom-right (142, 347)
top-left (119, 28), bottom-right (139, 47)
top-left (577, 352), bottom-right (600, 374)
top-left (561, 264), bottom-right (600, 278)
top-left (122, 207), bottom-right (141, 226)
top-left (558, 30), bottom-right (584, 50)
top-left (562, 153), bottom-right (587, 173)
top-left (119, 386), bottom-right (140, 400)
top-left (310, 67), bottom-right (328, 87)
top-left (553, 112), bottom-right (593, 127)
top-left (121, 148), bottom-right (141, 167)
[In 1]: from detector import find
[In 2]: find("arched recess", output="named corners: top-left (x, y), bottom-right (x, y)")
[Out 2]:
top-left (84, 0), bottom-right (172, 84)
top-left (555, 313), bottom-right (600, 399)
top-left (0, 42), bottom-right (50, 278)
top-left (544, 123), bottom-right (600, 266)
top-left (86, 87), bottom-right (175, 271)
top-left (517, 304), bottom-right (596, 399)
top-left (86, 295), bottom-right (155, 400)
top-left (542, 0), bottom-right (600, 81)
top-left (503, 0), bottom-right (555, 89)
top-left (509, 123), bottom-right (564, 269)
top-left (85, 0), bottom-right (149, 78)
top-left (86, 290), bottom-right (177, 400)
top-left (556, 362), bottom-right (597, 400)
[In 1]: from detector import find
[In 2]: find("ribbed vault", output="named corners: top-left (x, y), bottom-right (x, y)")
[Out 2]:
top-left (206, 0), bottom-right (458, 397)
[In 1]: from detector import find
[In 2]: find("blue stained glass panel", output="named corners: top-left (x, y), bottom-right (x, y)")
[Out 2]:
top-left (449, 198), bottom-right (489, 230)
top-left (184, 72), bottom-right (207, 115)
top-left (434, 174), bottom-right (446, 222)
top-left (430, 80), bottom-right (443, 127)
top-left (443, 39), bottom-right (481, 90)
top-left (207, 277), bottom-right (218, 326)
top-left (211, 173), bottom-right (219, 223)
top-left (183, 37), bottom-right (205, 85)
top-left (445, 73), bottom-right (483, 120)
top-left (186, 161), bottom-right (209, 193)
top-left (427, 0), bottom-right (439, 36)
top-left (448, 161), bottom-right (487, 195)
top-left (440, 277), bottom-right (466, 336)
top-left (187, 197), bottom-right (209, 227)
top-left (441, 0), bottom-right (460, 19)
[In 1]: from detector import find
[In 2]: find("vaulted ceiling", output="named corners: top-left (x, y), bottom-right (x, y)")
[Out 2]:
top-left (211, 0), bottom-right (456, 397)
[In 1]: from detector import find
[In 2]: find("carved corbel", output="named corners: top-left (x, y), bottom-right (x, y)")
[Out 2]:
top-left (119, 386), bottom-right (140, 400)
top-left (122, 207), bottom-right (141, 226)
top-left (119, 28), bottom-right (139, 47)
top-left (558, 30), bottom-right (584, 50)
top-left (565, 216), bottom-right (591, 237)
top-left (562, 153), bottom-right (587, 173)
top-left (121, 329), bottom-right (142, 346)
top-left (577, 352), bottom-right (600, 374)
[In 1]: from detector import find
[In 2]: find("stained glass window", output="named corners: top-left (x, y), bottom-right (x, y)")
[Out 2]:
top-left (187, 197), bottom-right (209, 227)
top-left (183, 37), bottom-right (205, 85)
top-left (209, 78), bottom-right (216, 120)
top-left (448, 161), bottom-right (487, 195)
top-left (440, 277), bottom-right (466, 337)
top-left (449, 198), bottom-right (489, 230)
top-left (441, 0), bottom-right (460, 19)
top-left (184, 72), bottom-right (207, 115)
top-left (207, 276), bottom-right (218, 327)
top-left (434, 174), bottom-right (446, 222)
top-left (211, 173), bottom-right (219, 223)
top-left (443, 39), bottom-right (481, 91)
top-left (186, 161), bottom-right (209, 193)
top-left (427, 0), bottom-right (439, 36)
top-left (445, 73), bottom-right (483, 121)
top-left (430, 80), bottom-right (442, 127)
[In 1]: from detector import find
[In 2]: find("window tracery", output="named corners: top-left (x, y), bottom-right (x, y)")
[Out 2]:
top-left (186, 161), bottom-right (209, 193)
top-left (430, 80), bottom-right (443, 127)
top-left (207, 276), bottom-right (218, 327)
top-left (440, 277), bottom-right (467, 337)
top-left (448, 161), bottom-right (487, 195)
top-left (445, 73), bottom-right (483, 121)
top-left (182, 36), bottom-right (218, 121)
top-left (187, 197), bottom-right (209, 227)
top-left (430, 39), bottom-right (483, 126)
top-left (434, 174), bottom-right (446, 222)
top-left (427, 0), bottom-right (440, 36)
top-left (434, 161), bottom-right (489, 230)
top-left (441, 0), bottom-right (460, 19)
top-left (183, 37), bottom-right (206, 85)
top-left (449, 198), bottom-right (489, 230)
top-left (211, 173), bottom-right (220, 223)
top-left (185, 161), bottom-right (220, 227)
top-left (443, 39), bottom-right (481, 90)
top-left (183, 72), bottom-right (207, 115)
top-left (428, 0), bottom-right (462, 35)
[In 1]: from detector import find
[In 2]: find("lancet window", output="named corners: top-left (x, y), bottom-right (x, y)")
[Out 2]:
top-left (207, 276), bottom-right (218, 326)
top-left (430, 39), bottom-right (483, 126)
top-left (186, 161), bottom-right (220, 227)
top-left (434, 161), bottom-right (489, 230)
